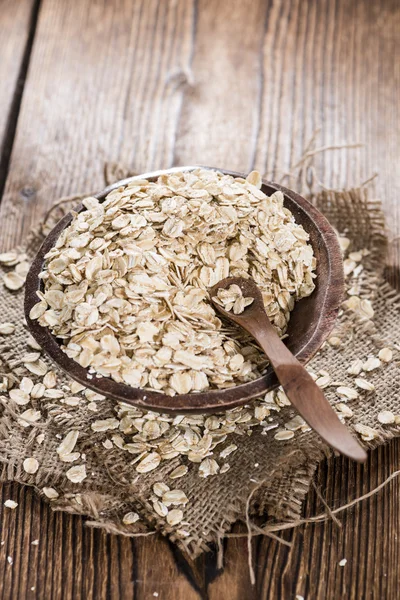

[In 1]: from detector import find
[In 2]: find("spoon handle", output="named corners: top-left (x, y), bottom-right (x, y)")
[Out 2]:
top-left (249, 316), bottom-right (367, 463)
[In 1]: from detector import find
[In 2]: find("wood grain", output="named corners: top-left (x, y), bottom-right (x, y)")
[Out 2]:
top-left (0, 0), bottom-right (399, 598)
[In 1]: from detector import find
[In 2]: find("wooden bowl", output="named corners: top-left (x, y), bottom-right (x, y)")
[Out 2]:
top-left (25, 167), bottom-right (344, 414)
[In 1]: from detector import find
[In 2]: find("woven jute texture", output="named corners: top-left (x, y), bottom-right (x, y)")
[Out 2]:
top-left (0, 179), bottom-right (399, 559)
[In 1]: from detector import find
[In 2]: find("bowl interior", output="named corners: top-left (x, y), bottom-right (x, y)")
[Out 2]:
top-left (25, 167), bottom-right (344, 414)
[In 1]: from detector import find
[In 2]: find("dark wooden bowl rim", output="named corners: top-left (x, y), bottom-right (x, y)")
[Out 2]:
top-left (25, 166), bottom-right (344, 414)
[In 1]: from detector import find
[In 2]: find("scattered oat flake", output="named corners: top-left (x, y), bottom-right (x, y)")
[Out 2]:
top-left (44, 389), bottom-right (64, 399)
top-left (3, 272), bottom-right (25, 290)
top-left (169, 465), bottom-right (188, 479)
top-left (354, 423), bottom-right (378, 441)
top-left (274, 430), bottom-right (295, 441)
top-left (162, 490), bottom-right (189, 506)
top-left (362, 357), bottom-right (381, 372)
top-left (153, 500), bottom-right (169, 517)
top-left (43, 371), bottom-right (57, 388)
top-left (31, 383), bottom-right (46, 399)
top-left (9, 389), bottom-right (30, 406)
top-left (347, 359), bottom-right (363, 376)
top-left (4, 500), bottom-right (18, 509)
top-left (198, 458), bottom-right (220, 478)
top-left (0, 322), bottom-right (15, 335)
top-left (91, 418), bottom-right (120, 432)
top-left (344, 296), bottom-right (374, 319)
top-left (22, 351), bottom-right (41, 363)
top-left (27, 335), bottom-right (41, 351)
top-left (153, 482), bottom-right (170, 496)
top-left (343, 259), bottom-right (356, 276)
top-left (71, 381), bottom-right (86, 393)
top-left (0, 251), bottom-right (19, 264)
top-left (316, 375), bottom-right (331, 388)
top-left (378, 347), bottom-right (393, 363)
top-left (42, 487), bottom-right (59, 499)
top-left (378, 411), bottom-right (395, 424)
top-left (25, 360), bottom-right (48, 376)
top-left (166, 509), bottom-right (184, 526)
top-left (275, 389), bottom-right (291, 407)
top-left (285, 416), bottom-right (306, 431)
top-left (338, 236), bottom-right (350, 253)
top-left (31, 539), bottom-right (39, 546)
top-left (339, 559), bottom-right (347, 567)
top-left (18, 409), bottom-right (41, 428)
top-left (66, 465), bottom-right (87, 483)
top-left (57, 430), bottom-right (79, 457)
top-left (63, 396), bottom-right (81, 407)
top-left (136, 452), bottom-right (161, 473)
top-left (20, 377), bottom-right (34, 394)
top-left (336, 403), bottom-right (353, 418)
top-left (59, 452), bottom-right (81, 463)
top-left (23, 457), bottom-right (39, 474)
top-left (336, 386), bottom-right (359, 400)
top-left (7, 556), bottom-right (13, 565)
top-left (122, 512), bottom-right (140, 525)
top-left (219, 444), bottom-right (237, 459)
top-left (354, 378), bottom-right (375, 391)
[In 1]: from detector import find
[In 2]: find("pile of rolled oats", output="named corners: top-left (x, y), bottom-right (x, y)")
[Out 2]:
top-left (30, 169), bottom-right (316, 395)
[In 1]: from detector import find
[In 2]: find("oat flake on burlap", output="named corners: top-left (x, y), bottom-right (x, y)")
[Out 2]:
top-left (0, 171), bottom-right (399, 559)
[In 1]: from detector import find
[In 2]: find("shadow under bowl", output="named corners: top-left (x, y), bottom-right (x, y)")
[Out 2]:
top-left (25, 166), bottom-right (344, 414)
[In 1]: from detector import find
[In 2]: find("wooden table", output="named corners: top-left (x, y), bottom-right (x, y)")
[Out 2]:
top-left (0, 0), bottom-right (399, 598)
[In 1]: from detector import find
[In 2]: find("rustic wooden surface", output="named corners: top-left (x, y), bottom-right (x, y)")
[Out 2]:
top-left (0, 0), bottom-right (399, 598)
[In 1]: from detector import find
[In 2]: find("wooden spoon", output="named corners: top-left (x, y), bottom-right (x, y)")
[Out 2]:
top-left (210, 277), bottom-right (367, 463)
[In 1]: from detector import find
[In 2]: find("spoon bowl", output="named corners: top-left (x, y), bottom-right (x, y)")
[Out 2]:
top-left (25, 166), bottom-right (344, 414)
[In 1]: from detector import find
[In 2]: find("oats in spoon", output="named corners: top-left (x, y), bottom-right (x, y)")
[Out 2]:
top-left (212, 284), bottom-right (254, 315)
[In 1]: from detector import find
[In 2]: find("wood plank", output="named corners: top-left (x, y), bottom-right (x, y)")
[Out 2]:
top-left (0, 0), bottom-right (399, 598)
top-left (173, 0), bottom-right (267, 173)
top-left (0, 0), bottom-right (38, 196)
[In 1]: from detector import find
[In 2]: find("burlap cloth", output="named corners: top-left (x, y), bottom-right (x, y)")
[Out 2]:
top-left (0, 169), bottom-right (399, 559)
